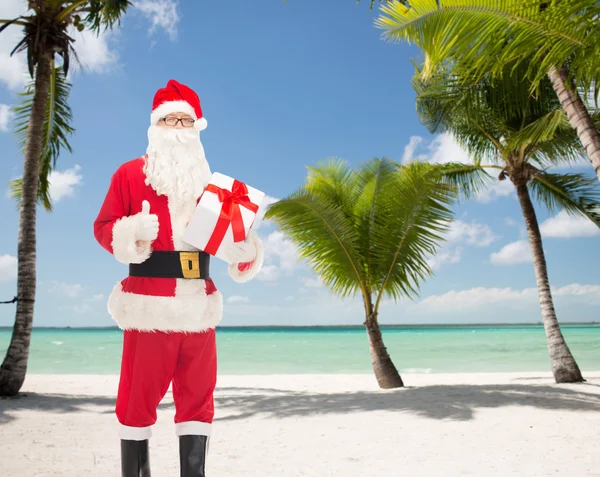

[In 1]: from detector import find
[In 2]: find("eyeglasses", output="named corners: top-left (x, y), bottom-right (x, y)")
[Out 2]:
top-left (159, 117), bottom-right (195, 127)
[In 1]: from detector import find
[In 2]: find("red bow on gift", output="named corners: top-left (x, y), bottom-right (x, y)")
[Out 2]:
top-left (203, 180), bottom-right (259, 255)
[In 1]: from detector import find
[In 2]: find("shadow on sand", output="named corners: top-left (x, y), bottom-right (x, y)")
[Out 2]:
top-left (1, 380), bottom-right (599, 425)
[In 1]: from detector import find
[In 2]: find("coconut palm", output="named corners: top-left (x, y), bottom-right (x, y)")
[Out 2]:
top-left (375, 0), bottom-right (600, 183)
top-left (264, 158), bottom-right (457, 388)
top-left (411, 61), bottom-right (600, 383)
top-left (0, 0), bottom-right (131, 397)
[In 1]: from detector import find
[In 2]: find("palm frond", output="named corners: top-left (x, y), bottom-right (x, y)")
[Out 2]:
top-left (413, 59), bottom-right (588, 172)
top-left (375, 0), bottom-right (600, 91)
top-left (372, 161), bottom-right (457, 311)
top-left (264, 158), bottom-right (458, 311)
top-left (352, 157), bottom-right (402, 291)
top-left (305, 158), bottom-right (362, 217)
top-left (264, 188), bottom-right (368, 299)
top-left (433, 162), bottom-right (501, 201)
top-left (10, 65), bottom-right (74, 212)
top-left (81, 0), bottom-right (132, 33)
top-left (529, 171), bottom-right (600, 227)
top-left (506, 110), bottom-right (568, 151)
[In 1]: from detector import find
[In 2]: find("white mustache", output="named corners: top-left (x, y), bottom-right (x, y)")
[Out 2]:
top-left (160, 127), bottom-right (198, 144)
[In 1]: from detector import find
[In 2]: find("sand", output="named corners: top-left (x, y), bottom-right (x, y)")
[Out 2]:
top-left (1, 372), bottom-right (600, 476)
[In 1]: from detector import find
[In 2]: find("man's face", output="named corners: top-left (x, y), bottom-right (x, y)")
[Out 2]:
top-left (158, 112), bottom-right (195, 129)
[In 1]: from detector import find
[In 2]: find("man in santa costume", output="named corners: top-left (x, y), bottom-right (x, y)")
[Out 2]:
top-left (93, 79), bottom-right (264, 477)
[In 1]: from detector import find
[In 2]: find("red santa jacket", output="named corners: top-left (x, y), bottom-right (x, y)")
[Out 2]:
top-left (94, 157), bottom-right (264, 333)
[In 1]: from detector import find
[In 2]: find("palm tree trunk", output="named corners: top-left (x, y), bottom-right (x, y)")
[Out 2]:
top-left (364, 312), bottom-right (403, 388)
top-left (515, 182), bottom-right (584, 384)
top-left (0, 52), bottom-right (53, 397)
top-left (548, 65), bottom-right (600, 183)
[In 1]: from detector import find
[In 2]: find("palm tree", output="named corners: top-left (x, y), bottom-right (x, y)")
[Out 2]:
top-left (0, 1), bottom-right (131, 397)
top-left (264, 158), bottom-right (457, 388)
top-left (411, 61), bottom-right (600, 383)
top-left (374, 0), bottom-right (600, 183)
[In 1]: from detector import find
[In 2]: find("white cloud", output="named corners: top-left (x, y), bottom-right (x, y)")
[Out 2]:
top-left (489, 240), bottom-right (532, 266)
top-left (60, 293), bottom-right (105, 314)
top-left (68, 28), bottom-right (118, 76)
top-left (0, 1), bottom-right (118, 89)
top-left (0, 0), bottom-right (29, 90)
top-left (474, 179), bottom-right (515, 203)
top-left (256, 230), bottom-right (300, 281)
top-left (402, 132), bottom-right (473, 165)
top-left (504, 217), bottom-right (518, 227)
top-left (0, 0), bottom-right (179, 91)
top-left (253, 195), bottom-right (280, 230)
top-left (0, 254), bottom-right (17, 282)
top-left (401, 132), bottom-right (515, 203)
top-left (428, 219), bottom-right (496, 270)
top-left (50, 281), bottom-right (84, 298)
top-left (256, 264), bottom-right (280, 281)
top-left (0, 104), bottom-right (13, 132)
top-left (300, 277), bottom-right (323, 288)
top-left (427, 246), bottom-right (462, 271)
top-left (227, 295), bottom-right (250, 303)
top-left (134, 0), bottom-right (180, 41)
top-left (402, 136), bottom-right (424, 163)
top-left (49, 165), bottom-right (83, 202)
top-left (540, 210), bottom-right (600, 238)
top-left (446, 219), bottom-right (496, 247)
top-left (412, 283), bottom-right (600, 313)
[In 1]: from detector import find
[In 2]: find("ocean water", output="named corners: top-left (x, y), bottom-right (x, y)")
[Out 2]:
top-left (0, 325), bottom-right (598, 375)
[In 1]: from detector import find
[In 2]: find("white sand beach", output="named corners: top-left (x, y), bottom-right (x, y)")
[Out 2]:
top-left (1, 372), bottom-right (600, 476)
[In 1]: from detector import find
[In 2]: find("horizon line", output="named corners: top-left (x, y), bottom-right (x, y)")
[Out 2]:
top-left (1, 322), bottom-right (598, 330)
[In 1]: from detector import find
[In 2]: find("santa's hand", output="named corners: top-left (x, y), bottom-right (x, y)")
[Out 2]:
top-left (135, 200), bottom-right (159, 241)
top-left (223, 237), bottom-right (256, 264)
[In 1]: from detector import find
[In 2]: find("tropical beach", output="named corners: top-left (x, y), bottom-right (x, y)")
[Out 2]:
top-left (1, 1), bottom-right (600, 476)
top-left (2, 326), bottom-right (600, 475)
top-left (2, 371), bottom-right (600, 476)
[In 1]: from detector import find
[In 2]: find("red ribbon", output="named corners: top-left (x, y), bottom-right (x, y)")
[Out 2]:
top-left (203, 180), bottom-right (259, 255)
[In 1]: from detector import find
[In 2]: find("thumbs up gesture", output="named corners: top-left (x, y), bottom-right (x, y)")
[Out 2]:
top-left (135, 200), bottom-right (159, 241)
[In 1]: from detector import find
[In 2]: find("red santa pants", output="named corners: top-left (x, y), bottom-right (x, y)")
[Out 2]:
top-left (115, 328), bottom-right (217, 441)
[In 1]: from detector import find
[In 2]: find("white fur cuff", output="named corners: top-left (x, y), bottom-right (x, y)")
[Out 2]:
top-left (118, 423), bottom-right (152, 441)
top-left (111, 215), bottom-right (152, 265)
top-left (228, 233), bottom-right (264, 283)
top-left (175, 421), bottom-right (212, 437)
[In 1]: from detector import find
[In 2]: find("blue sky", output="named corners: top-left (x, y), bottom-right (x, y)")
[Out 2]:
top-left (0, 0), bottom-right (598, 328)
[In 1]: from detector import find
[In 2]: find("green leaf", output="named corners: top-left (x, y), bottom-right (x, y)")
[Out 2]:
top-left (412, 59), bottom-right (586, 170)
top-left (375, 0), bottom-right (600, 92)
top-left (10, 64), bottom-right (74, 212)
top-left (81, 0), bottom-right (133, 33)
top-left (529, 171), bottom-right (600, 227)
top-left (264, 157), bottom-right (458, 316)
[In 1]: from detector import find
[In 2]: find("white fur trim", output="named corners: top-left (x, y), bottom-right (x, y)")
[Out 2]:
top-left (111, 215), bottom-right (152, 265)
top-left (175, 421), bottom-right (212, 437)
top-left (193, 117), bottom-right (207, 131)
top-left (107, 281), bottom-right (223, 332)
top-left (118, 423), bottom-right (152, 440)
top-left (151, 100), bottom-right (198, 125)
top-left (228, 233), bottom-right (264, 283)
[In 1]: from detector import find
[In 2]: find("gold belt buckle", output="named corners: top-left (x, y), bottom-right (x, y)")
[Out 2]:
top-left (179, 252), bottom-right (201, 279)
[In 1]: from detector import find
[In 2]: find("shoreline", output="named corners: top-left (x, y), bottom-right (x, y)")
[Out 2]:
top-left (2, 322), bottom-right (599, 330)
top-left (2, 372), bottom-right (600, 476)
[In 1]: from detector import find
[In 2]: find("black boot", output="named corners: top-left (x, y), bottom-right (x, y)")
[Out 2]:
top-left (179, 435), bottom-right (208, 477)
top-left (121, 439), bottom-right (151, 477)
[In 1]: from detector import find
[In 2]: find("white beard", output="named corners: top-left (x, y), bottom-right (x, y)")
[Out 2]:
top-left (143, 125), bottom-right (211, 204)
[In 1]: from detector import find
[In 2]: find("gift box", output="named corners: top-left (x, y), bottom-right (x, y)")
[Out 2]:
top-left (182, 172), bottom-right (265, 264)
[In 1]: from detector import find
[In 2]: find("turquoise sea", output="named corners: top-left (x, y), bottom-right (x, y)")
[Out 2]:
top-left (0, 325), bottom-right (598, 375)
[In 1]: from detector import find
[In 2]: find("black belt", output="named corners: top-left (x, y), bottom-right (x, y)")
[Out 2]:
top-left (129, 251), bottom-right (210, 280)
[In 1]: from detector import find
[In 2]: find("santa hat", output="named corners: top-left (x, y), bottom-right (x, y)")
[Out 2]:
top-left (150, 79), bottom-right (207, 131)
